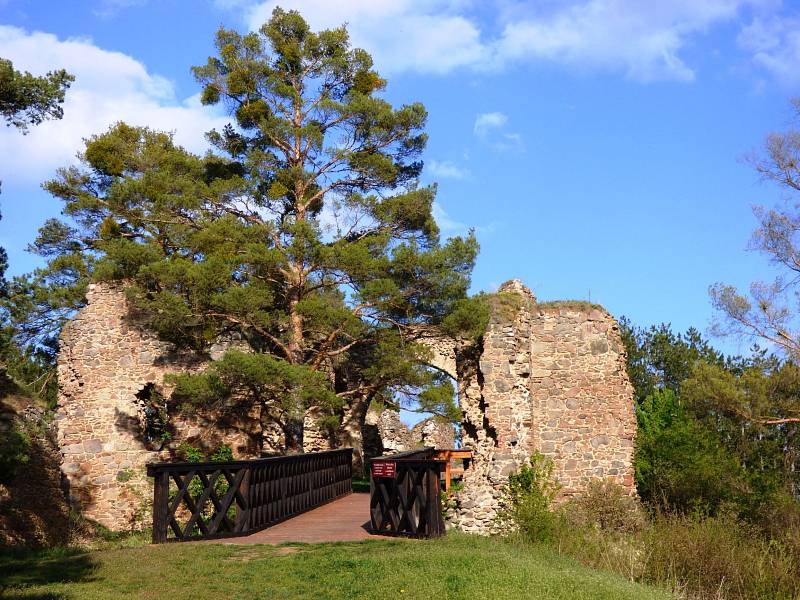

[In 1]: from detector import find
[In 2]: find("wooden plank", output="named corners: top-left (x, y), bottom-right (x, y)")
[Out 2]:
top-left (235, 467), bottom-right (250, 532)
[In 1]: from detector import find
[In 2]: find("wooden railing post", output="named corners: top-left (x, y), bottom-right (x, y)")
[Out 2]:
top-left (427, 462), bottom-right (445, 538)
top-left (236, 465), bottom-right (251, 533)
top-left (151, 469), bottom-right (169, 544)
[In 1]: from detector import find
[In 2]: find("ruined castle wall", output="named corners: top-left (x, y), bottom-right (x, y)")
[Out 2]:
top-left (529, 306), bottom-right (635, 495)
top-left (57, 284), bottom-right (394, 530)
top-left (362, 407), bottom-right (455, 458)
top-left (57, 280), bottom-right (635, 533)
top-left (448, 281), bottom-right (636, 533)
top-left (56, 283), bottom-right (261, 530)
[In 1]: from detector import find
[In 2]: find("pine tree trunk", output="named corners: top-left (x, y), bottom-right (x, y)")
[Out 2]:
top-left (286, 276), bottom-right (305, 453)
top-left (336, 394), bottom-right (371, 475)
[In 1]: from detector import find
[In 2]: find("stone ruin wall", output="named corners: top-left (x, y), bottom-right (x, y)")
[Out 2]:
top-left (56, 283), bottom-right (453, 530)
top-left (56, 279), bottom-right (635, 533)
top-left (446, 280), bottom-right (636, 533)
top-left (56, 283), bottom-right (265, 529)
top-left (363, 408), bottom-right (455, 456)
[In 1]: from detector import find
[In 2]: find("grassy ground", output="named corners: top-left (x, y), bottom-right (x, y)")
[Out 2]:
top-left (0, 533), bottom-right (671, 600)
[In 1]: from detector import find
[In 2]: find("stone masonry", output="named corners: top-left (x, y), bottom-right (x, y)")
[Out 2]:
top-left (56, 283), bottom-right (263, 529)
top-left (444, 280), bottom-right (636, 533)
top-left (362, 407), bottom-right (455, 457)
top-left (56, 279), bottom-right (636, 532)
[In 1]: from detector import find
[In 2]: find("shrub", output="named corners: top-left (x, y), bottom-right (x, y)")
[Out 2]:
top-left (756, 492), bottom-right (800, 551)
top-left (635, 388), bottom-right (750, 515)
top-left (498, 453), bottom-right (560, 542)
top-left (641, 512), bottom-right (800, 600)
top-left (564, 480), bottom-right (646, 534)
top-left (523, 477), bottom-right (800, 599)
top-left (552, 521), bottom-right (646, 584)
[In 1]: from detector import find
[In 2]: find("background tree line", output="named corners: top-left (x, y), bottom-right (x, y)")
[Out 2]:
top-left (622, 99), bottom-right (800, 529)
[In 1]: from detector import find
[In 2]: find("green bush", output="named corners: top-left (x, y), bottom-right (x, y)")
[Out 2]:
top-left (496, 471), bottom-right (800, 599)
top-left (550, 501), bottom-right (800, 599)
top-left (635, 388), bottom-right (750, 515)
top-left (498, 453), bottom-right (560, 542)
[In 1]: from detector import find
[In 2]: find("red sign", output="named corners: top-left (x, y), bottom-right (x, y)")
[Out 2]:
top-left (371, 460), bottom-right (397, 478)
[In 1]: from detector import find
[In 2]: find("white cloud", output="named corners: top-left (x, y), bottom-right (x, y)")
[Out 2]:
top-left (433, 201), bottom-right (500, 237)
top-left (0, 26), bottom-right (228, 185)
top-left (427, 159), bottom-right (470, 180)
top-left (491, 1), bottom-right (766, 82)
top-left (474, 112), bottom-right (524, 152)
top-left (246, 1), bottom-right (486, 75)
top-left (432, 201), bottom-right (468, 234)
top-left (93, 0), bottom-right (148, 19)
top-left (233, 0), bottom-right (773, 82)
top-left (473, 112), bottom-right (508, 138)
top-left (738, 15), bottom-right (800, 87)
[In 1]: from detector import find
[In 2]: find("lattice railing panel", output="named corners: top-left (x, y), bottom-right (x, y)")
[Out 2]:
top-left (369, 449), bottom-right (446, 538)
top-left (148, 448), bottom-right (352, 543)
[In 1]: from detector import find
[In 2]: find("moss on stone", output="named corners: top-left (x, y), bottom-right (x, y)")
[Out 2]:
top-left (536, 300), bottom-right (606, 313)
top-left (487, 292), bottom-right (533, 323)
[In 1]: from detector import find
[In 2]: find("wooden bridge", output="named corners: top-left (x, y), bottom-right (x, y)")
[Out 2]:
top-left (147, 447), bottom-right (471, 544)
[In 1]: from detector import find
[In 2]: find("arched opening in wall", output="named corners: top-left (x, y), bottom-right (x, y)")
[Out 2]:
top-left (418, 368), bottom-right (461, 449)
top-left (134, 383), bottom-right (170, 450)
top-left (394, 369), bottom-right (460, 447)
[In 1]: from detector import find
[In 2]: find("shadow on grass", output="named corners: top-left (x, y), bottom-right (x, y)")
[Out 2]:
top-left (5, 594), bottom-right (70, 600)
top-left (0, 547), bottom-right (97, 590)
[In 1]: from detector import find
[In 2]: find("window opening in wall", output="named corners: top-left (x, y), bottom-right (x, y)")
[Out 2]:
top-left (134, 383), bottom-right (170, 449)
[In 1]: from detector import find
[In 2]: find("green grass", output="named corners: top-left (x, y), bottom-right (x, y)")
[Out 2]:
top-left (0, 533), bottom-right (672, 600)
top-left (351, 476), bottom-right (370, 494)
top-left (536, 300), bottom-right (606, 313)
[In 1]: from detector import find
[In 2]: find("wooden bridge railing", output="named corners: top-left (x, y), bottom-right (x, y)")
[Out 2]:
top-left (147, 448), bottom-right (352, 543)
top-left (368, 447), bottom-right (447, 539)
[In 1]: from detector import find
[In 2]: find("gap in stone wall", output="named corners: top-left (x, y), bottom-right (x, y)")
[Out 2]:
top-left (133, 383), bottom-right (169, 450)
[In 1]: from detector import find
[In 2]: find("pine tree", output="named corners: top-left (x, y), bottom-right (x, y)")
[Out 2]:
top-left (0, 56), bottom-right (72, 403)
top-left (0, 57), bottom-right (73, 132)
top-left (26, 9), bottom-right (478, 453)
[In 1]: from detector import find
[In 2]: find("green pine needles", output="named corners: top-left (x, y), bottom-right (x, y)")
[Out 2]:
top-left (23, 8), bottom-right (479, 452)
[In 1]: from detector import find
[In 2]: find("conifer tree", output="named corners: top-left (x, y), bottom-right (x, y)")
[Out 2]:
top-left (25, 9), bottom-right (478, 453)
top-left (0, 57), bottom-right (73, 132)
top-left (0, 56), bottom-right (72, 403)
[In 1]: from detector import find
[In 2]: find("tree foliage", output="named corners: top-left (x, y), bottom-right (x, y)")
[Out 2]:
top-left (635, 387), bottom-right (751, 513)
top-left (623, 320), bottom-right (799, 517)
top-left (619, 318), bottom-right (726, 404)
top-left (710, 97), bottom-right (800, 368)
top-left (22, 9), bottom-right (477, 451)
top-left (0, 57), bottom-right (72, 405)
top-left (0, 57), bottom-right (73, 132)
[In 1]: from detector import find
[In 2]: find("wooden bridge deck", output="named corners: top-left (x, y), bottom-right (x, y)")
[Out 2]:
top-left (210, 493), bottom-right (381, 545)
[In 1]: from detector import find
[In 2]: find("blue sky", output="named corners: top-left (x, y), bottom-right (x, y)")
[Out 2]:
top-left (1, 0), bottom-right (800, 359)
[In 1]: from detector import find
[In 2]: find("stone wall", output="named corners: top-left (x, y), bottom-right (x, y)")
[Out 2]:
top-left (56, 283), bottom-right (262, 530)
top-left (56, 279), bottom-right (635, 533)
top-left (363, 407), bottom-right (456, 457)
top-left (447, 280), bottom-right (636, 533)
top-left (56, 283), bottom-right (433, 530)
top-left (0, 376), bottom-right (74, 547)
